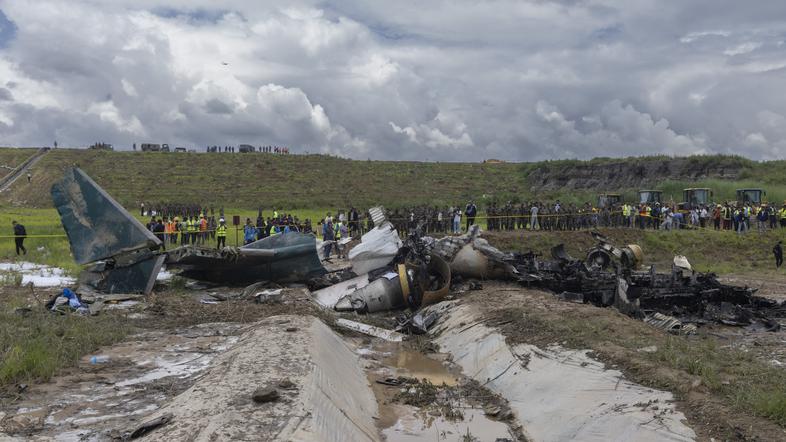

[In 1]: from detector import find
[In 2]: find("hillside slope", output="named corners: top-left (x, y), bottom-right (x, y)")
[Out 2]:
top-left (1, 148), bottom-right (784, 209)
top-left (0, 149), bottom-right (528, 209)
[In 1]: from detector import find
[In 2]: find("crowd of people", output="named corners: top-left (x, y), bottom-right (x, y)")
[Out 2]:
top-left (205, 145), bottom-right (290, 153)
top-left (137, 199), bottom-right (786, 252)
top-left (140, 205), bottom-right (318, 250)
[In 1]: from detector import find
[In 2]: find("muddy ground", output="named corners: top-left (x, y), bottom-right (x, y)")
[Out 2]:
top-left (2, 268), bottom-right (786, 440)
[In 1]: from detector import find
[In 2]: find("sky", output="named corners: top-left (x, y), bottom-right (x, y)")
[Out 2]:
top-left (0, 0), bottom-right (785, 162)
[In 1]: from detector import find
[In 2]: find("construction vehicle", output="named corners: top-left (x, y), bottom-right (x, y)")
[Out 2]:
top-left (678, 188), bottom-right (712, 211)
top-left (736, 188), bottom-right (765, 205)
top-left (238, 144), bottom-right (255, 153)
top-left (597, 193), bottom-right (622, 208)
top-left (174, 147), bottom-right (187, 153)
top-left (638, 190), bottom-right (662, 205)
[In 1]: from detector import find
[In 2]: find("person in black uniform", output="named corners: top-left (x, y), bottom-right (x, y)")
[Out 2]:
top-left (12, 221), bottom-right (27, 255)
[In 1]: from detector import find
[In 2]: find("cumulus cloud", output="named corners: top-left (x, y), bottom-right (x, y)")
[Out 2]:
top-left (0, 0), bottom-right (785, 160)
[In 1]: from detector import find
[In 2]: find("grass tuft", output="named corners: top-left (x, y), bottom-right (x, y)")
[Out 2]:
top-left (0, 298), bottom-right (130, 388)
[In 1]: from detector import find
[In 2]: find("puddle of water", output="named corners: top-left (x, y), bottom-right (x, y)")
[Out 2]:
top-left (382, 408), bottom-right (511, 442)
top-left (382, 348), bottom-right (458, 386)
top-left (356, 338), bottom-right (512, 441)
top-left (0, 261), bottom-right (75, 286)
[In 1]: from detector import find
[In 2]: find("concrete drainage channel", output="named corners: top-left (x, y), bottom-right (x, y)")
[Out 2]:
top-left (426, 301), bottom-right (697, 442)
top-left (0, 303), bottom-right (700, 441)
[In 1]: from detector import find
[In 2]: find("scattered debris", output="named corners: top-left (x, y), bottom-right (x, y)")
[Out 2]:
top-left (348, 207), bottom-right (402, 275)
top-left (396, 310), bottom-right (439, 335)
top-left (254, 289), bottom-right (284, 304)
top-left (335, 318), bottom-right (405, 342)
top-left (645, 312), bottom-right (698, 335)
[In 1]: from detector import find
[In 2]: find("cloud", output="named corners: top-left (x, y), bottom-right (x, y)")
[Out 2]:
top-left (0, 0), bottom-right (785, 161)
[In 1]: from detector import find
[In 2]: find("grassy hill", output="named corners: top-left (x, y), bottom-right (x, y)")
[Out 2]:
top-left (1, 148), bottom-right (529, 209)
top-left (2, 147), bottom-right (786, 210)
top-left (0, 148), bottom-right (40, 179)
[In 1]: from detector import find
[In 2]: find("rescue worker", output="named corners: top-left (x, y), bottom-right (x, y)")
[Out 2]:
top-left (216, 218), bottom-right (227, 249)
top-left (170, 217), bottom-right (179, 244)
top-left (11, 220), bottom-right (26, 255)
top-left (199, 215), bottom-right (208, 245)
top-left (780, 204), bottom-right (786, 228)
top-left (179, 217), bottom-right (188, 245)
top-left (188, 216), bottom-right (198, 244)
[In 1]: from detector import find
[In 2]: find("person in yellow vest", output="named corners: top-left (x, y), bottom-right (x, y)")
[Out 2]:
top-left (216, 218), bottom-right (227, 249)
top-left (780, 205), bottom-right (786, 228)
top-left (621, 204), bottom-right (630, 228)
top-left (187, 216), bottom-right (197, 244)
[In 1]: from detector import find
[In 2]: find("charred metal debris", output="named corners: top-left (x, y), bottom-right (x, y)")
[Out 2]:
top-left (52, 168), bottom-right (784, 333)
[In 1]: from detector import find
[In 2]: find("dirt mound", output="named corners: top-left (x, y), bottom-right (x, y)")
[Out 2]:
top-left (526, 156), bottom-right (750, 192)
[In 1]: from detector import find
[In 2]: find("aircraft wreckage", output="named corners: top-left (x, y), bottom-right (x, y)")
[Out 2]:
top-left (51, 168), bottom-right (326, 294)
top-left (53, 167), bottom-right (784, 332)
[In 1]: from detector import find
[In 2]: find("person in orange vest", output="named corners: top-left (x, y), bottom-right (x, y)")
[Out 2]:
top-left (163, 217), bottom-right (173, 243)
top-left (199, 215), bottom-right (208, 245)
top-left (169, 217), bottom-right (179, 244)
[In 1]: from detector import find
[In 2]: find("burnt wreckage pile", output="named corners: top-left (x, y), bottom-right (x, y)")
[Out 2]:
top-left (52, 168), bottom-right (784, 332)
top-left (507, 232), bottom-right (783, 331)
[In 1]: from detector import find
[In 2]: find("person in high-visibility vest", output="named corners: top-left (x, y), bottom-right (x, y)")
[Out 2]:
top-left (167, 218), bottom-right (177, 244)
top-left (780, 205), bottom-right (786, 228)
top-left (199, 215), bottom-right (208, 245)
top-left (216, 218), bottom-right (227, 249)
top-left (187, 216), bottom-right (197, 244)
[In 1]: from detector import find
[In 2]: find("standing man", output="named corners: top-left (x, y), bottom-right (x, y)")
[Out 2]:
top-left (243, 218), bottom-right (257, 245)
top-left (153, 219), bottom-right (166, 250)
top-left (26, 172), bottom-right (31, 183)
top-left (140, 202), bottom-right (145, 217)
top-left (12, 221), bottom-right (27, 255)
top-left (465, 201), bottom-right (477, 232)
top-left (530, 203), bottom-right (539, 231)
top-left (216, 218), bottom-right (227, 249)
top-left (774, 240), bottom-right (783, 269)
